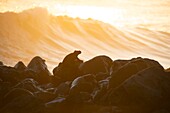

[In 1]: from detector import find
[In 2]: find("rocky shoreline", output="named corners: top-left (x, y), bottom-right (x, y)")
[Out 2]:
top-left (0, 50), bottom-right (170, 113)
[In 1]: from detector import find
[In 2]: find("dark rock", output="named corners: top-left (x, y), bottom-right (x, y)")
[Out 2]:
top-left (1, 53), bottom-right (170, 113)
top-left (0, 81), bottom-right (12, 108)
top-left (96, 106), bottom-right (122, 113)
top-left (94, 72), bottom-right (109, 81)
top-left (50, 75), bottom-right (63, 86)
top-left (152, 109), bottom-right (169, 113)
top-left (93, 79), bottom-right (110, 104)
top-left (13, 78), bottom-right (40, 92)
top-left (67, 74), bottom-right (97, 104)
top-left (14, 61), bottom-right (26, 71)
top-left (106, 67), bottom-right (170, 112)
top-left (79, 55), bottom-right (112, 75)
top-left (109, 57), bottom-right (164, 89)
top-left (0, 66), bottom-right (22, 84)
top-left (70, 74), bottom-right (97, 95)
top-left (166, 67), bottom-right (170, 72)
top-left (45, 97), bottom-right (73, 113)
top-left (54, 81), bottom-right (71, 96)
top-left (26, 56), bottom-right (51, 84)
top-left (1, 88), bottom-right (44, 113)
top-left (35, 91), bottom-right (56, 103)
top-left (53, 50), bottom-right (83, 82)
top-left (46, 97), bottom-right (66, 107)
top-left (21, 69), bottom-right (37, 79)
top-left (110, 57), bottom-right (163, 74)
top-left (1, 88), bottom-right (35, 111)
top-left (38, 83), bottom-right (54, 90)
top-left (62, 50), bottom-right (82, 65)
top-left (109, 63), bottom-right (138, 89)
top-left (0, 61), bottom-right (3, 66)
top-left (110, 59), bottom-right (129, 74)
top-left (67, 92), bottom-right (92, 104)
top-left (4, 88), bottom-right (34, 103)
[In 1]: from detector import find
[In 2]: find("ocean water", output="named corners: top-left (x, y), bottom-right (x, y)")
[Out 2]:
top-left (0, 7), bottom-right (170, 71)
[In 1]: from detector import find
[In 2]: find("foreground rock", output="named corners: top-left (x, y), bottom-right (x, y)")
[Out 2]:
top-left (53, 50), bottom-right (83, 82)
top-left (26, 56), bottom-right (51, 84)
top-left (0, 51), bottom-right (170, 113)
top-left (79, 55), bottom-right (112, 75)
top-left (109, 57), bottom-right (164, 89)
top-left (106, 67), bottom-right (170, 113)
top-left (0, 66), bottom-right (22, 84)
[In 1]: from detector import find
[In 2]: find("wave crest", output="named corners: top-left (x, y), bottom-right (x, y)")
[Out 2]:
top-left (0, 7), bottom-right (170, 69)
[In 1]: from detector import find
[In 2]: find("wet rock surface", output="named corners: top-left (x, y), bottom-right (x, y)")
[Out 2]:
top-left (0, 51), bottom-right (170, 113)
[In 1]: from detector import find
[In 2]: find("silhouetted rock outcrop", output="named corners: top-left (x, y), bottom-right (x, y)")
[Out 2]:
top-left (14, 61), bottom-right (26, 71)
top-left (0, 52), bottom-right (170, 113)
top-left (109, 57), bottom-right (164, 89)
top-left (53, 50), bottom-right (83, 82)
top-left (26, 56), bottom-right (51, 84)
top-left (79, 55), bottom-right (112, 75)
top-left (106, 67), bottom-right (170, 113)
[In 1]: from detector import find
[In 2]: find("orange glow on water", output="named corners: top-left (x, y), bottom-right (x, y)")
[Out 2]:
top-left (1, 0), bottom-right (170, 30)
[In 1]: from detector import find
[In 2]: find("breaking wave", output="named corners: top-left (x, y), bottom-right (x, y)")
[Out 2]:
top-left (0, 7), bottom-right (170, 70)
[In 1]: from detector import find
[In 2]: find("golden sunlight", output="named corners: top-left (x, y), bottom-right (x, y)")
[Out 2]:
top-left (1, 0), bottom-right (169, 29)
top-left (48, 5), bottom-right (126, 27)
top-left (0, 1), bottom-right (170, 112)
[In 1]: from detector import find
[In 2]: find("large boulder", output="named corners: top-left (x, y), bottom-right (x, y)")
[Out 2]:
top-left (26, 56), bottom-right (51, 84)
top-left (3, 88), bottom-right (34, 104)
top-left (54, 81), bottom-right (71, 96)
top-left (13, 80), bottom-right (56, 103)
top-left (106, 67), bottom-right (170, 113)
top-left (13, 78), bottom-right (40, 92)
top-left (53, 50), bottom-right (83, 82)
top-left (14, 61), bottom-right (26, 71)
top-left (110, 59), bottom-right (130, 74)
top-left (109, 57), bottom-right (164, 89)
top-left (94, 72), bottom-right (109, 81)
top-left (34, 91), bottom-right (56, 103)
top-left (93, 78), bottom-right (110, 104)
top-left (110, 57), bottom-right (163, 74)
top-left (70, 74), bottom-right (97, 95)
top-left (62, 50), bottom-right (82, 65)
top-left (79, 55), bottom-right (113, 75)
top-left (67, 74), bottom-right (97, 103)
top-left (45, 97), bottom-right (74, 113)
top-left (0, 66), bottom-right (22, 84)
top-left (0, 88), bottom-right (44, 113)
top-left (0, 81), bottom-right (12, 108)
